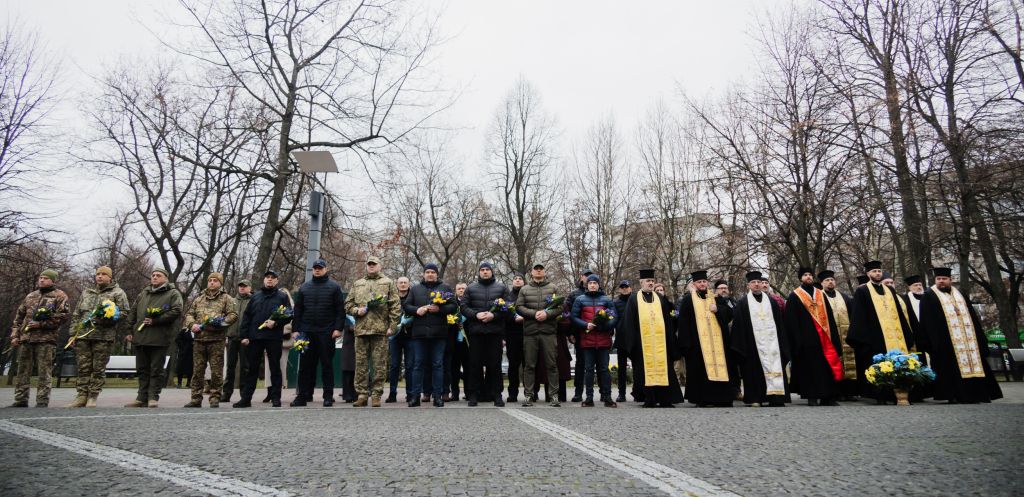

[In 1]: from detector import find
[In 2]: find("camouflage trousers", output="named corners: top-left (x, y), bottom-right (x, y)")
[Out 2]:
top-left (354, 335), bottom-right (389, 398)
top-left (74, 340), bottom-right (113, 398)
top-left (191, 340), bottom-right (224, 403)
top-left (15, 342), bottom-right (56, 405)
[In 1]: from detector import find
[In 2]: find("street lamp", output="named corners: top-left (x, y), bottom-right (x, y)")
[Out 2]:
top-left (291, 151), bottom-right (338, 283)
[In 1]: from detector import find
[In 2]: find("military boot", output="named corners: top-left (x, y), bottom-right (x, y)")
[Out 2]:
top-left (66, 396), bottom-right (88, 408)
top-left (371, 396), bottom-right (382, 408)
top-left (85, 396), bottom-right (98, 408)
top-left (123, 400), bottom-right (145, 408)
top-left (353, 395), bottom-right (368, 407)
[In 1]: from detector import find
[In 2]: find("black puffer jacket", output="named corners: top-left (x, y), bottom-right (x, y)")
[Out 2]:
top-left (505, 285), bottom-right (525, 338)
top-left (403, 280), bottom-right (457, 339)
top-left (240, 286), bottom-right (293, 341)
top-left (461, 277), bottom-right (510, 336)
top-left (293, 274), bottom-right (345, 334)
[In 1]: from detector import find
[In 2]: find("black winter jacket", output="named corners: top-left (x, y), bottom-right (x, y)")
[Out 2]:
top-left (403, 280), bottom-right (457, 339)
top-left (461, 277), bottom-right (510, 336)
top-left (240, 286), bottom-right (293, 341)
top-left (293, 274), bottom-right (345, 334)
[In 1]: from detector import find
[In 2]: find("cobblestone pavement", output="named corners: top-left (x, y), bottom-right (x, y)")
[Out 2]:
top-left (0, 383), bottom-right (1021, 496)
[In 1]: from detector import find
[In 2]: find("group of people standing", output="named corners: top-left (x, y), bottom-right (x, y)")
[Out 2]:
top-left (7, 256), bottom-right (1003, 409)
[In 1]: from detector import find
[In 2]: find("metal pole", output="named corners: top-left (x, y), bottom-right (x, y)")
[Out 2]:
top-left (305, 190), bottom-right (324, 283)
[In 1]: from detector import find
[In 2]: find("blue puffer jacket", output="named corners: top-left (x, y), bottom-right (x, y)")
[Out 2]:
top-left (570, 290), bottom-right (616, 348)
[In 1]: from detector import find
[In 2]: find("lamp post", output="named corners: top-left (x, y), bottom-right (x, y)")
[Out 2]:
top-left (291, 151), bottom-right (338, 283)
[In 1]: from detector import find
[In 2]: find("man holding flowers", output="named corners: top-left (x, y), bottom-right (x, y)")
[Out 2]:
top-left (125, 268), bottom-right (183, 408)
top-left (9, 268), bottom-right (70, 407)
top-left (460, 262), bottom-right (510, 407)
top-left (233, 269), bottom-right (293, 408)
top-left (290, 258), bottom-right (346, 407)
top-left (403, 263), bottom-right (457, 407)
top-left (67, 266), bottom-right (130, 408)
top-left (344, 256), bottom-right (402, 408)
top-left (182, 272), bottom-right (238, 408)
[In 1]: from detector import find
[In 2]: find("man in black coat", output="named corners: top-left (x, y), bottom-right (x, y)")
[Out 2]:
top-left (677, 270), bottom-right (735, 407)
top-left (233, 269), bottom-right (293, 408)
top-left (461, 262), bottom-right (510, 407)
top-left (290, 258), bottom-right (346, 407)
top-left (403, 263), bottom-right (457, 407)
top-left (505, 274), bottom-right (526, 402)
top-left (918, 267), bottom-right (1003, 403)
top-left (729, 271), bottom-right (790, 406)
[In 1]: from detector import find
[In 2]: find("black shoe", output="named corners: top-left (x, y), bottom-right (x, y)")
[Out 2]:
top-left (807, 398), bottom-right (819, 407)
top-left (271, 400), bottom-right (281, 407)
top-left (262, 394), bottom-right (271, 403)
top-left (508, 394), bottom-right (518, 403)
top-left (582, 399), bottom-right (594, 407)
top-left (184, 401), bottom-right (202, 408)
top-left (467, 397), bottom-right (478, 407)
top-left (408, 398), bottom-right (421, 407)
top-left (571, 394), bottom-right (583, 403)
top-left (232, 400), bottom-right (251, 408)
top-left (494, 398), bottom-right (505, 407)
top-left (433, 397), bottom-right (444, 408)
top-left (822, 399), bottom-right (840, 407)
top-left (603, 399), bottom-right (618, 408)
top-left (385, 392), bottom-right (397, 403)
top-left (615, 394), bottom-right (626, 403)
top-left (643, 402), bottom-right (658, 408)
top-left (768, 401), bottom-right (785, 407)
top-left (323, 399), bottom-right (334, 407)
top-left (289, 399), bottom-right (307, 407)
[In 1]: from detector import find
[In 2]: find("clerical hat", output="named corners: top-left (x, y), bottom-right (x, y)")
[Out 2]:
top-left (817, 270), bottom-right (835, 281)
top-left (856, 274), bottom-right (869, 285)
top-left (638, 268), bottom-right (656, 280)
top-left (863, 260), bottom-right (882, 271)
top-left (745, 271), bottom-right (762, 282)
top-left (690, 270), bottom-right (708, 282)
top-left (932, 267), bottom-right (953, 278)
top-left (904, 275), bottom-right (922, 285)
top-left (797, 267), bottom-right (814, 277)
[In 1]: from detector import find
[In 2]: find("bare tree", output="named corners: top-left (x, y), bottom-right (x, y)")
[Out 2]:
top-left (0, 23), bottom-right (58, 250)
top-left (485, 77), bottom-right (559, 275)
top-left (175, 0), bottom-right (449, 278)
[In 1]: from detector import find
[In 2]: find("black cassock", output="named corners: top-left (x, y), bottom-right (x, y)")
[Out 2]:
top-left (918, 289), bottom-right (1002, 403)
top-left (784, 288), bottom-right (841, 400)
top-left (846, 282), bottom-right (916, 400)
top-left (676, 291), bottom-right (736, 405)
top-left (730, 293), bottom-right (791, 405)
top-left (617, 291), bottom-right (683, 406)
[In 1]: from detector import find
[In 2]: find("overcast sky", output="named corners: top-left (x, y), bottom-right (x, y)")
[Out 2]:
top-left (10, 0), bottom-right (795, 258)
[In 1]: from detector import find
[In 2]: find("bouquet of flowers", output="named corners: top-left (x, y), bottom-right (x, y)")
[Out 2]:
top-left (293, 333), bottom-right (310, 354)
top-left (138, 304), bottom-right (169, 332)
top-left (865, 349), bottom-right (935, 405)
top-left (366, 293), bottom-right (387, 309)
top-left (67, 300), bottom-right (120, 349)
top-left (24, 304), bottom-right (56, 332)
top-left (589, 309), bottom-right (615, 331)
top-left (198, 316), bottom-right (226, 332)
top-left (430, 291), bottom-right (454, 305)
top-left (446, 314), bottom-right (459, 325)
top-left (259, 305), bottom-right (293, 330)
top-left (488, 298), bottom-right (516, 314)
top-left (543, 293), bottom-right (566, 312)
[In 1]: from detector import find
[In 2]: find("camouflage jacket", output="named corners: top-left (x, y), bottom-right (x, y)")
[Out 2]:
top-left (11, 287), bottom-right (71, 344)
top-left (344, 274), bottom-right (401, 336)
top-left (183, 288), bottom-right (238, 342)
top-left (74, 283), bottom-right (131, 342)
top-left (127, 283), bottom-right (184, 347)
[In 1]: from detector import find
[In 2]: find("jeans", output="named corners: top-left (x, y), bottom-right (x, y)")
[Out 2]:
top-left (388, 335), bottom-right (413, 396)
top-left (583, 347), bottom-right (612, 400)
top-left (411, 337), bottom-right (446, 398)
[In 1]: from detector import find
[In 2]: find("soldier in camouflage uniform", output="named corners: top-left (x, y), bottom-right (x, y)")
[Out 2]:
top-left (344, 255), bottom-right (401, 407)
top-left (9, 269), bottom-right (71, 407)
top-left (183, 272), bottom-right (238, 408)
top-left (67, 266), bottom-right (131, 407)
